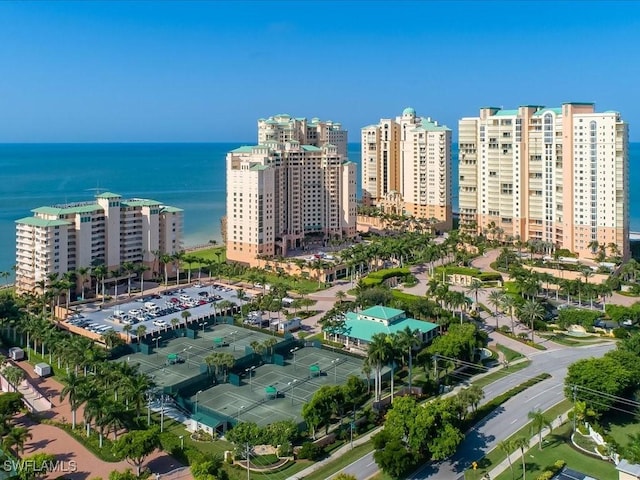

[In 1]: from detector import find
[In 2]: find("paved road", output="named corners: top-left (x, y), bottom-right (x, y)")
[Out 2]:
top-left (338, 342), bottom-right (614, 480)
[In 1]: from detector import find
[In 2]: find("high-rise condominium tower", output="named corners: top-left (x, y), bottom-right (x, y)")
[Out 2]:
top-left (226, 114), bottom-right (357, 265)
top-left (361, 108), bottom-right (452, 230)
top-left (459, 103), bottom-right (629, 259)
top-left (15, 192), bottom-right (183, 294)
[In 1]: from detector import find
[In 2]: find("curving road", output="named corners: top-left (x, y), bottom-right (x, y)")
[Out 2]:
top-left (336, 342), bottom-right (614, 480)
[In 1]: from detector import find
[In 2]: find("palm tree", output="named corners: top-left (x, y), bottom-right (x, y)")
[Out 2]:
top-left (173, 251), bottom-right (185, 286)
top-left (397, 327), bottom-right (421, 393)
top-left (498, 438), bottom-right (516, 480)
top-left (518, 300), bottom-right (545, 343)
top-left (2, 366), bottom-right (24, 392)
top-left (93, 265), bottom-right (107, 304)
top-left (122, 324), bottom-right (132, 343)
top-left (513, 436), bottom-right (529, 480)
top-left (3, 426), bottom-right (32, 457)
top-left (335, 290), bottom-right (347, 304)
top-left (367, 333), bottom-right (390, 402)
top-left (76, 266), bottom-right (90, 300)
top-left (488, 290), bottom-right (505, 330)
top-left (121, 262), bottom-right (135, 297)
top-left (528, 409), bottom-right (552, 450)
top-left (170, 317), bottom-right (179, 330)
top-left (135, 263), bottom-right (149, 296)
top-left (135, 325), bottom-right (147, 344)
top-left (160, 253), bottom-right (173, 289)
top-left (181, 310), bottom-right (191, 326)
top-left (59, 371), bottom-right (86, 429)
top-left (501, 295), bottom-right (518, 333)
top-left (361, 360), bottom-right (372, 395)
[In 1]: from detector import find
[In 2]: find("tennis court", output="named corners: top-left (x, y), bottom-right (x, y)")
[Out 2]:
top-left (121, 325), bottom-right (280, 388)
top-left (194, 346), bottom-right (365, 426)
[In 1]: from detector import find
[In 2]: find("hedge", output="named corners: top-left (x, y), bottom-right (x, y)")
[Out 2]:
top-left (361, 267), bottom-right (411, 287)
top-left (434, 266), bottom-right (502, 282)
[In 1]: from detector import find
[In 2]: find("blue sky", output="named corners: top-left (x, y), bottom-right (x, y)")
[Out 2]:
top-left (1, 1), bottom-right (639, 142)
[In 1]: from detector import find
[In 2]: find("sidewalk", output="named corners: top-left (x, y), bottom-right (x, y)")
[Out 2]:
top-left (286, 357), bottom-right (528, 480)
top-left (485, 411), bottom-right (570, 479)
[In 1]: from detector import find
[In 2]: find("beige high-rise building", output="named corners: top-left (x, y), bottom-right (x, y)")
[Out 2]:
top-left (459, 103), bottom-right (629, 259)
top-left (361, 108), bottom-right (453, 230)
top-left (15, 192), bottom-right (183, 294)
top-left (226, 115), bottom-right (357, 265)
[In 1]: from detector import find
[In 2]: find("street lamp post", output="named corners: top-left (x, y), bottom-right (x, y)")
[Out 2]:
top-left (179, 435), bottom-right (184, 450)
top-left (195, 389), bottom-right (203, 413)
top-left (288, 379), bottom-right (297, 406)
top-left (237, 405), bottom-right (244, 422)
top-left (245, 366), bottom-right (256, 390)
top-left (160, 393), bottom-right (165, 433)
top-left (290, 347), bottom-right (298, 371)
top-left (332, 358), bottom-right (340, 383)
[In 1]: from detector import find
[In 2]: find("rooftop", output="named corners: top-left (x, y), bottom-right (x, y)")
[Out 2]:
top-left (617, 459), bottom-right (640, 476)
top-left (361, 306), bottom-right (404, 320)
top-left (16, 217), bottom-right (71, 228)
top-left (95, 192), bottom-right (121, 199)
top-left (339, 309), bottom-right (438, 343)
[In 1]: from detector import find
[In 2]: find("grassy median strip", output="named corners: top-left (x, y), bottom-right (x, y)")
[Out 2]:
top-left (495, 344), bottom-right (524, 362)
top-left (472, 360), bottom-right (531, 389)
top-left (303, 442), bottom-right (376, 480)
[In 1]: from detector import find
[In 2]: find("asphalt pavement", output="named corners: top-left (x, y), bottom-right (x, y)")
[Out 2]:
top-left (336, 342), bottom-right (614, 480)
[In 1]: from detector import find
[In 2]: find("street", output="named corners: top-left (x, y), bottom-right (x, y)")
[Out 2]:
top-left (336, 342), bottom-right (614, 480)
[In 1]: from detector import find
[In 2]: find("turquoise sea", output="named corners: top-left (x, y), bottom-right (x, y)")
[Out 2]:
top-left (0, 142), bottom-right (638, 275)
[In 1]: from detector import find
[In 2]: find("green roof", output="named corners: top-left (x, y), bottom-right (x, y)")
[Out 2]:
top-left (301, 145), bottom-right (322, 152)
top-left (95, 192), bottom-right (121, 199)
top-left (339, 311), bottom-right (438, 343)
top-left (16, 217), bottom-right (71, 228)
top-left (403, 107), bottom-right (416, 116)
top-left (161, 206), bottom-right (183, 213)
top-left (361, 306), bottom-right (404, 320)
top-left (249, 164), bottom-right (269, 171)
top-left (121, 199), bottom-right (161, 208)
top-left (533, 107), bottom-right (562, 116)
top-left (32, 204), bottom-right (102, 215)
top-left (230, 145), bottom-right (257, 153)
top-left (493, 109), bottom-right (519, 116)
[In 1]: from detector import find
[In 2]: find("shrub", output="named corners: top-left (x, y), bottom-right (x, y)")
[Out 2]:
top-left (498, 325), bottom-right (511, 334)
top-left (297, 442), bottom-right (323, 460)
top-left (278, 441), bottom-right (293, 457)
top-left (613, 327), bottom-right (630, 339)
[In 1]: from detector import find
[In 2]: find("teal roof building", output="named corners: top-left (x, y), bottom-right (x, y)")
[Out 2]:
top-left (327, 306), bottom-right (438, 348)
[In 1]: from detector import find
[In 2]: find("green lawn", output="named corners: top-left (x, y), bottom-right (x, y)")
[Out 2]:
top-left (494, 344), bottom-right (524, 362)
top-left (602, 410), bottom-right (639, 450)
top-left (493, 423), bottom-right (616, 480)
top-left (465, 400), bottom-right (573, 479)
top-left (472, 361), bottom-right (531, 389)
top-left (182, 247), bottom-right (226, 268)
top-left (303, 442), bottom-right (375, 480)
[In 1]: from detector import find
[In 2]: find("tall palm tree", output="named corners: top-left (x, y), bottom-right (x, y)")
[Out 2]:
top-left (122, 324), bottom-right (132, 343)
top-left (135, 325), bottom-right (147, 344)
top-left (181, 310), bottom-right (191, 326)
top-left (173, 251), bottom-right (185, 286)
top-left (135, 263), bottom-right (149, 296)
top-left (335, 290), bottom-right (347, 304)
top-left (528, 409), bottom-right (552, 450)
top-left (160, 253), bottom-right (173, 289)
top-left (501, 295), bottom-right (518, 333)
top-left (513, 436), bottom-right (529, 480)
top-left (518, 300), bottom-right (545, 343)
top-left (367, 333), bottom-right (390, 402)
top-left (121, 262), bottom-right (135, 297)
top-left (93, 265), bottom-right (107, 304)
top-left (498, 438), bottom-right (516, 480)
top-left (60, 371), bottom-right (85, 429)
top-left (488, 290), bottom-right (505, 330)
top-left (396, 327), bottom-right (421, 393)
top-left (76, 266), bottom-right (89, 300)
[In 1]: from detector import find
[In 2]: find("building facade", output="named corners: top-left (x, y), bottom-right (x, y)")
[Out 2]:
top-left (361, 107), bottom-right (453, 230)
top-left (459, 103), bottom-right (629, 259)
top-left (15, 192), bottom-right (183, 294)
top-left (226, 115), bottom-right (357, 265)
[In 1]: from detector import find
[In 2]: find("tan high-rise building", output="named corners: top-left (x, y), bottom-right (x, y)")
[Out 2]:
top-left (226, 115), bottom-right (357, 266)
top-left (361, 108), bottom-right (452, 230)
top-left (459, 103), bottom-right (629, 259)
top-left (15, 192), bottom-right (183, 294)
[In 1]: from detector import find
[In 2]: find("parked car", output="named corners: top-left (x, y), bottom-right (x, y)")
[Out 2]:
top-left (153, 320), bottom-right (168, 327)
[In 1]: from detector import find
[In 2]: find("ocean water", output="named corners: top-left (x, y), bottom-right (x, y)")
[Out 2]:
top-left (0, 142), bottom-right (638, 274)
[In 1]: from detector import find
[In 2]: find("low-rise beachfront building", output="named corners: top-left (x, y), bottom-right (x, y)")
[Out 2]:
top-left (325, 305), bottom-right (439, 349)
top-left (15, 192), bottom-right (183, 295)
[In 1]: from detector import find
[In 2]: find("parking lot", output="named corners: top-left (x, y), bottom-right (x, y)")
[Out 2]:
top-left (64, 282), bottom-right (246, 338)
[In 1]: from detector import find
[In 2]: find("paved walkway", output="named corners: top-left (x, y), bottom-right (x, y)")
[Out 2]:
top-left (485, 410), bottom-right (571, 480)
top-left (6, 357), bottom-right (190, 480)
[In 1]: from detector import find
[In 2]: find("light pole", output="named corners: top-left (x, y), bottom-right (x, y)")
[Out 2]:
top-left (332, 358), bottom-right (340, 383)
top-left (237, 405), bottom-right (244, 422)
top-left (160, 392), bottom-right (165, 433)
top-left (288, 379), bottom-right (297, 406)
top-left (146, 392), bottom-right (152, 426)
top-left (290, 347), bottom-right (299, 371)
top-left (245, 442), bottom-right (251, 480)
top-left (179, 435), bottom-right (184, 450)
top-left (245, 366), bottom-right (256, 390)
top-left (195, 389), bottom-right (203, 413)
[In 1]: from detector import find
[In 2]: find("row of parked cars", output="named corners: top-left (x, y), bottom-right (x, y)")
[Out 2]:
top-left (66, 315), bottom-right (115, 335)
